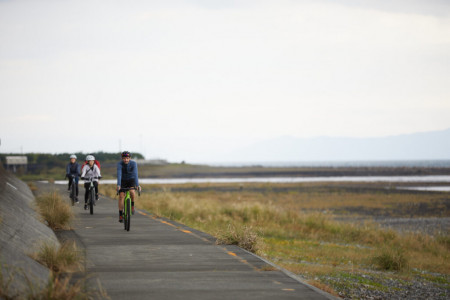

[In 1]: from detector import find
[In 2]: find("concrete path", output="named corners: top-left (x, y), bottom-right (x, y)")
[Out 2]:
top-left (54, 184), bottom-right (336, 300)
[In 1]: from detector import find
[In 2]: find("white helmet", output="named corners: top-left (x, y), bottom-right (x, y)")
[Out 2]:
top-left (70, 154), bottom-right (77, 159)
top-left (86, 155), bottom-right (95, 161)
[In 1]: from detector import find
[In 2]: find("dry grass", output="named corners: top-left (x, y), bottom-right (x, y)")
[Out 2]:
top-left (122, 182), bottom-right (449, 276)
top-left (35, 192), bottom-right (74, 230)
top-left (215, 224), bottom-right (260, 253)
top-left (307, 279), bottom-right (340, 297)
top-left (33, 241), bottom-right (81, 274)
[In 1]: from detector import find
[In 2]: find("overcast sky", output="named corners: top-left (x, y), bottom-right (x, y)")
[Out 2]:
top-left (1, 0), bottom-right (449, 162)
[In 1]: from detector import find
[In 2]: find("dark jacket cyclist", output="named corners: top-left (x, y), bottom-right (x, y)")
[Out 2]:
top-left (65, 154), bottom-right (81, 203)
top-left (117, 151), bottom-right (141, 223)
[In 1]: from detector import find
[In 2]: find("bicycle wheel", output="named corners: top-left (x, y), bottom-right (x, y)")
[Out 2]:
top-left (90, 188), bottom-right (95, 215)
top-left (126, 198), bottom-right (131, 231)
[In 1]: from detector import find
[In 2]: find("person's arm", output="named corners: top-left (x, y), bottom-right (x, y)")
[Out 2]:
top-left (96, 165), bottom-right (102, 179)
top-left (117, 162), bottom-right (122, 186)
top-left (77, 164), bottom-right (81, 176)
top-left (66, 164), bottom-right (70, 176)
top-left (81, 165), bottom-right (87, 179)
top-left (133, 161), bottom-right (139, 187)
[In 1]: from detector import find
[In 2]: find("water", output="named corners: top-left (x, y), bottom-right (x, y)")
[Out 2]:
top-left (207, 160), bottom-right (450, 168)
top-left (398, 186), bottom-right (450, 192)
top-left (53, 175), bottom-right (450, 185)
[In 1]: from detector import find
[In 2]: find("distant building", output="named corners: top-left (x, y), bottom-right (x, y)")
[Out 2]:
top-left (6, 156), bottom-right (28, 173)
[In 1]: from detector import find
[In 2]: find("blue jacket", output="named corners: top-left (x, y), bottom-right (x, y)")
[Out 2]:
top-left (117, 160), bottom-right (139, 186)
top-left (66, 162), bottom-right (81, 177)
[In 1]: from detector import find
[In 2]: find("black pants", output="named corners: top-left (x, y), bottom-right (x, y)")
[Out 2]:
top-left (68, 177), bottom-right (79, 196)
top-left (84, 181), bottom-right (98, 202)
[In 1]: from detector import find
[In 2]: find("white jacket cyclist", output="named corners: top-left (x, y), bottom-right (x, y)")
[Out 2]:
top-left (81, 164), bottom-right (101, 183)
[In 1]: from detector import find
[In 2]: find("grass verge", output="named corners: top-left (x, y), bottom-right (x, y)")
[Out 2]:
top-left (35, 192), bottom-right (73, 230)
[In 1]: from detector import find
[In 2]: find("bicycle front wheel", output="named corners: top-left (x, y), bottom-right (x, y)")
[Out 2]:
top-left (90, 188), bottom-right (95, 215)
top-left (126, 198), bottom-right (131, 231)
top-left (70, 180), bottom-right (76, 206)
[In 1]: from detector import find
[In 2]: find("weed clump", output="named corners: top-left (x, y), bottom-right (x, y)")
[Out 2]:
top-left (372, 247), bottom-right (409, 271)
top-left (34, 241), bottom-right (80, 274)
top-left (216, 224), bottom-right (260, 253)
top-left (36, 192), bottom-right (73, 230)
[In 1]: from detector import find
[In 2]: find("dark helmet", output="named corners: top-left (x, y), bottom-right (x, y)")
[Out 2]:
top-left (121, 151), bottom-right (131, 158)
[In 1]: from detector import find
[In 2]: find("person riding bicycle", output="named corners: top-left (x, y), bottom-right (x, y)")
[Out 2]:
top-left (65, 154), bottom-right (81, 203)
top-left (81, 155), bottom-right (101, 210)
top-left (117, 151), bottom-right (140, 223)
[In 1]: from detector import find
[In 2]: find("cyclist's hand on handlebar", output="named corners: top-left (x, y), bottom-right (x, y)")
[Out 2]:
top-left (81, 177), bottom-right (85, 180)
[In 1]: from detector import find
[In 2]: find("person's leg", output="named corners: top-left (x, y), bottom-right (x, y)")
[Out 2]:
top-left (68, 178), bottom-right (72, 191)
top-left (130, 189), bottom-right (136, 213)
top-left (75, 177), bottom-right (79, 197)
top-left (84, 183), bottom-right (89, 203)
top-left (94, 181), bottom-right (99, 200)
top-left (118, 191), bottom-right (125, 222)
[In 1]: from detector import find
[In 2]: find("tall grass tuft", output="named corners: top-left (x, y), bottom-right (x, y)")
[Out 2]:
top-left (29, 275), bottom-right (82, 300)
top-left (216, 224), bottom-right (260, 253)
top-left (372, 247), bottom-right (409, 271)
top-left (36, 192), bottom-right (73, 230)
top-left (0, 262), bottom-right (20, 300)
top-left (34, 241), bottom-right (81, 274)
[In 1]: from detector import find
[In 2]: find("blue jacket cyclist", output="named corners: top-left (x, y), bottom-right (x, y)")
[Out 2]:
top-left (117, 151), bottom-right (141, 223)
top-left (65, 154), bottom-right (81, 203)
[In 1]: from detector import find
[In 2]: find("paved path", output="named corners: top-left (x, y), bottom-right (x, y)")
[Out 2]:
top-left (53, 184), bottom-right (336, 300)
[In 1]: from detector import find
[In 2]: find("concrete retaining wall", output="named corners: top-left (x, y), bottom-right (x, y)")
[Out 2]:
top-left (0, 164), bottom-right (59, 296)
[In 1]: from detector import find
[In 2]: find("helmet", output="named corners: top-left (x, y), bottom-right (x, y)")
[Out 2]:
top-left (121, 151), bottom-right (131, 158)
top-left (70, 154), bottom-right (77, 159)
top-left (86, 155), bottom-right (95, 161)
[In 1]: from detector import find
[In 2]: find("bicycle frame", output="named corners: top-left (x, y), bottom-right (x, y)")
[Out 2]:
top-left (86, 177), bottom-right (98, 215)
top-left (118, 187), bottom-right (140, 232)
top-left (69, 175), bottom-right (77, 206)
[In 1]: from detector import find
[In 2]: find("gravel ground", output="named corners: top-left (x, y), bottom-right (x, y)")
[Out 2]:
top-left (320, 272), bottom-right (449, 300)
top-left (375, 217), bottom-right (449, 236)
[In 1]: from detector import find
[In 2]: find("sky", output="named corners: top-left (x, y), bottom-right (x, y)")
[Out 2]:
top-left (1, 0), bottom-right (450, 162)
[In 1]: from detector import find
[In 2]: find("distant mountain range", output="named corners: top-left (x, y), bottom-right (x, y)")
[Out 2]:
top-left (227, 128), bottom-right (450, 161)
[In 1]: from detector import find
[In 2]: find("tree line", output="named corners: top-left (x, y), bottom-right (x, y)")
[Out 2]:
top-left (0, 151), bottom-right (144, 170)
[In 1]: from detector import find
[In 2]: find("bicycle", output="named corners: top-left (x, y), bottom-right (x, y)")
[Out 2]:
top-left (84, 177), bottom-right (98, 215)
top-left (117, 187), bottom-right (140, 232)
top-left (68, 175), bottom-right (77, 206)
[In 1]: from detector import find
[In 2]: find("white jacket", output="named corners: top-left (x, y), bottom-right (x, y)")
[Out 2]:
top-left (81, 164), bottom-right (101, 183)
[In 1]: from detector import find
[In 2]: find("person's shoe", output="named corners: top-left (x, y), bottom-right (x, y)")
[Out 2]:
top-left (84, 204), bottom-right (88, 210)
top-left (75, 198), bottom-right (79, 204)
top-left (132, 206), bottom-right (135, 215)
top-left (119, 216), bottom-right (123, 223)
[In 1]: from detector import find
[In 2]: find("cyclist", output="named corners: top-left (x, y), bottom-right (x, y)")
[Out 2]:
top-left (81, 155), bottom-right (101, 210)
top-left (117, 151), bottom-right (140, 223)
top-left (65, 154), bottom-right (81, 203)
